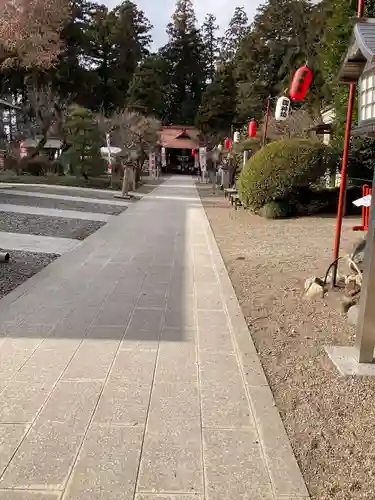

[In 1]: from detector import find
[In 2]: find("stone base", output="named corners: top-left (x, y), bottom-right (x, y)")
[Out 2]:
top-left (114, 194), bottom-right (132, 200)
top-left (325, 346), bottom-right (375, 376)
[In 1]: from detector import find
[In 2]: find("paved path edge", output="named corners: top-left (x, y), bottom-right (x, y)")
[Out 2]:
top-left (204, 216), bottom-right (310, 499)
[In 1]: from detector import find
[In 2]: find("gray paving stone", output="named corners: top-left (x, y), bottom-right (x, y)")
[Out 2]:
top-left (108, 351), bottom-right (157, 385)
top-left (37, 380), bottom-right (102, 426)
top-left (62, 340), bottom-right (120, 381)
top-left (0, 492), bottom-right (61, 499)
top-left (147, 382), bottom-right (200, 431)
top-left (199, 351), bottom-right (244, 387)
top-left (136, 497), bottom-right (202, 500)
top-left (197, 310), bottom-right (234, 353)
top-left (0, 424), bottom-right (28, 476)
top-left (0, 382), bottom-right (102, 490)
top-left (0, 421), bottom-right (84, 490)
top-left (64, 425), bottom-right (143, 500)
top-left (203, 428), bottom-right (274, 500)
top-left (193, 265), bottom-right (218, 284)
top-left (94, 382), bottom-right (151, 426)
top-left (121, 325), bottom-right (160, 350)
top-left (249, 386), bottom-right (309, 498)
top-left (6, 323), bottom-right (55, 339)
top-left (154, 344), bottom-right (198, 384)
top-left (126, 309), bottom-right (164, 337)
top-left (23, 306), bottom-right (68, 327)
top-left (14, 345), bottom-right (76, 384)
top-left (137, 287), bottom-right (168, 309)
top-left (200, 382), bottom-right (253, 429)
top-left (164, 308), bottom-right (195, 329)
top-left (166, 292), bottom-right (195, 312)
top-left (93, 303), bottom-right (134, 327)
top-left (137, 428), bottom-right (203, 494)
top-left (195, 285), bottom-right (223, 311)
top-left (86, 325), bottom-right (126, 340)
top-left (276, 497), bottom-right (310, 500)
top-left (144, 265), bottom-right (173, 284)
top-left (0, 338), bottom-right (44, 383)
top-left (240, 352), bottom-right (269, 388)
top-left (160, 326), bottom-right (196, 343)
top-left (50, 307), bottom-right (99, 338)
top-left (0, 380), bottom-right (54, 423)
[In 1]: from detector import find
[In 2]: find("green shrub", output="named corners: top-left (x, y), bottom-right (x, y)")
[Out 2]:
top-left (20, 156), bottom-right (51, 176)
top-left (259, 200), bottom-right (292, 219)
top-left (237, 138), bottom-right (337, 210)
top-left (294, 185), bottom-right (362, 216)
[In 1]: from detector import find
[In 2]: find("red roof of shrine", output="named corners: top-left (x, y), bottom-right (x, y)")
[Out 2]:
top-left (160, 126), bottom-right (200, 150)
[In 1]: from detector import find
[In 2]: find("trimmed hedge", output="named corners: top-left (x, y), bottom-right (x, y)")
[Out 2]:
top-left (237, 138), bottom-right (337, 210)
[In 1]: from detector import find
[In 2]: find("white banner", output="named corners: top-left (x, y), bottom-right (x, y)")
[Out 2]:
top-left (149, 152), bottom-right (156, 177)
top-left (199, 147), bottom-right (207, 170)
top-left (353, 195), bottom-right (372, 207)
top-left (161, 147), bottom-right (167, 167)
top-left (20, 142), bottom-right (27, 158)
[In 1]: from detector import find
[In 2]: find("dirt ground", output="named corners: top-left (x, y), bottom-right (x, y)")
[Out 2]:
top-left (198, 185), bottom-right (375, 500)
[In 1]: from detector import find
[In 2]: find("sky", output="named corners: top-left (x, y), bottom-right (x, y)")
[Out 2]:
top-left (103, 0), bottom-right (264, 49)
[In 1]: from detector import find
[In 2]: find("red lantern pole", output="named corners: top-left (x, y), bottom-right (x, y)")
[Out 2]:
top-left (331, 0), bottom-right (365, 286)
top-left (262, 96), bottom-right (271, 147)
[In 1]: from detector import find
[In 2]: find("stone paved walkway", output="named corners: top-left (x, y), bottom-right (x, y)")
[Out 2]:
top-left (0, 176), bottom-right (309, 500)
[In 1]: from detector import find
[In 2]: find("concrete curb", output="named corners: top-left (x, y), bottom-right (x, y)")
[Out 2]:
top-left (203, 209), bottom-right (310, 499)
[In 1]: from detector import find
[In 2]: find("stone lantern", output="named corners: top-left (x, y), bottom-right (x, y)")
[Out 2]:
top-left (327, 18), bottom-right (375, 373)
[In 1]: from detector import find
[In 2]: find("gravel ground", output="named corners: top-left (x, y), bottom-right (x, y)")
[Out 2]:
top-left (198, 185), bottom-right (375, 500)
top-left (0, 212), bottom-right (105, 240)
top-left (2, 177), bottom-right (166, 199)
top-left (0, 250), bottom-right (58, 300)
top-left (0, 193), bottom-right (127, 215)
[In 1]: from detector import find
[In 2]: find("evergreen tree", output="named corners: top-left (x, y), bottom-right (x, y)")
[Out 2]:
top-left (64, 106), bottom-right (104, 177)
top-left (84, 4), bottom-right (117, 113)
top-left (161, 0), bottom-right (206, 124)
top-left (196, 63), bottom-right (236, 137)
top-left (234, 0), bottom-right (317, 124)
top-left (202, 14), bottom-right (219, 83)
top-left (51, 0), bottom-right (95, 107)
top-left (218, 7), bottom-right (249, 64)
top-left (111, 1), bottom-right (152, 108)
top-left (127, 55), bottom-right (169, 118)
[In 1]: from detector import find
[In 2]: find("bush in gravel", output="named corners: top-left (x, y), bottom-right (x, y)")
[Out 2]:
top-left (294, 185), bottom-right (363, 216)
top-left (237, 138), bottom-right (337, 211)
top-left (20, 156), bottom-right (51, 176)
top-left (259, 200), bottom-right (292, 219)
top-left (64, 106), bottom-right (104, 178)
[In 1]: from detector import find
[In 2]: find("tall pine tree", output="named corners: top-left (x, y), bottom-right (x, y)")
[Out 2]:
top-left (161, 0), bottom-right (206, 124)
top-left (218, 7), bottom-right (249, 64)
top-left (202, 14), bottom-right (219, 83)
top-left (127, 54), bottom-right (170, 118)
top-left (111, 1), bottom-right (152, 108)
top-left (196, 63), bottom-right (236, 137)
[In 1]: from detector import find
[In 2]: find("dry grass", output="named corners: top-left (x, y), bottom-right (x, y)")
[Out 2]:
top-left (198, 184), bottom-right (375, 500)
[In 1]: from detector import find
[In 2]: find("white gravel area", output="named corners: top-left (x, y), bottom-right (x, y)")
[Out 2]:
top-left (0, 250), bottom-right (58, 300)
top-left (0, 193), bottom-right (127, 215)
top-left (0, 212), bottom-right (105, 240)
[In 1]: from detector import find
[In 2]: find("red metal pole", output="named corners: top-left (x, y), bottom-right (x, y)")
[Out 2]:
top-left (262, 96), bottom-right (271, 147)
top-left (331, 0), bottom-right (365, 285)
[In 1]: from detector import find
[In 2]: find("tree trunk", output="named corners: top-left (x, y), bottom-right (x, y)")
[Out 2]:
top-left (122, 164), bottom-right (130, 197)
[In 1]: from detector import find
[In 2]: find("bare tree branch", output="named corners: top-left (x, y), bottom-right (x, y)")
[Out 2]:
top-left (0, 0), bottom-right (70, 68)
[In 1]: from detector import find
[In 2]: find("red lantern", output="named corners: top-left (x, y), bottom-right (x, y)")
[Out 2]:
top-left (224, 137), bottom-right (231, 149)
top-left (248, 121), bottom-right (257, 138)
top-left (289, 65), bottom-right (312, 101)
